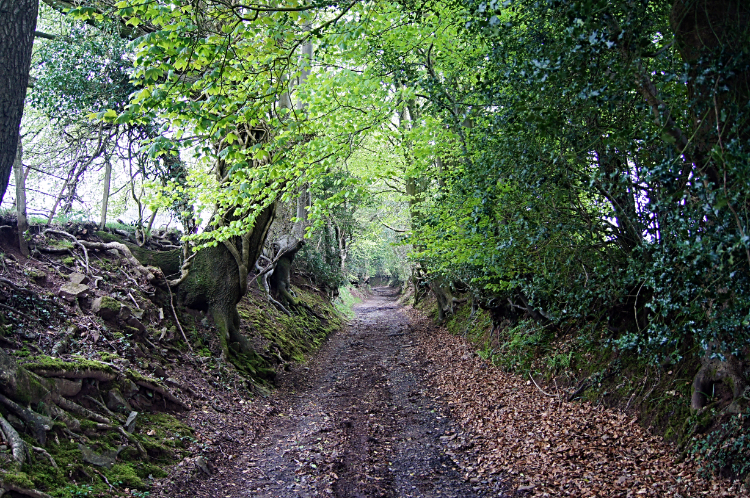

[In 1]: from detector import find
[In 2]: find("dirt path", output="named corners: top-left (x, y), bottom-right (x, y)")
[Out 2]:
top-left (181, 288), bottom-right (498, 498)
top-left (157, 290), bottom-right (748, 497)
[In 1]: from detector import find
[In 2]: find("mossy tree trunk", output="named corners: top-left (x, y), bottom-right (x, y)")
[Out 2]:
top-left (175, 203), bottom-right (275, 359)
top-left (268, 235), bottom-right (304, 307)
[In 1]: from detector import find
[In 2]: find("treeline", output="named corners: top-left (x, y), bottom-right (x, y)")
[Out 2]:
top-left (396, 0), bottom-right (750, 411)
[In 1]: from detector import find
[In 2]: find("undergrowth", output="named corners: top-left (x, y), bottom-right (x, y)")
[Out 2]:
top-left (690, 408), bottom-right (750, 484)
top-left (334, 285), bottom-right (361, 319)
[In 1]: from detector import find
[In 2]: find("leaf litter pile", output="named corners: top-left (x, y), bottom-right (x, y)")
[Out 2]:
top-left (405, 308), bottom-right (747, 497)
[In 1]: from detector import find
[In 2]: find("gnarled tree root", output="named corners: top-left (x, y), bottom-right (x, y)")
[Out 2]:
top-left (47, 404), bottom-right (80, 432)
top-left (27, 368), bottom-right (116, 383)
top-left (691, 354), bottom-right (747, 411)
top-left (39, 229), bottom-right (156, 281)
top-left (0, 393), bottom-right (51, 446)
top-left (0, 413), bottom-right (26, 465)
top-left (130, 379), bottom-right (190, 410)
top-left (50, 394), bottom-right (111, 425)
top-left (30, 446), bottom-right (57, 469)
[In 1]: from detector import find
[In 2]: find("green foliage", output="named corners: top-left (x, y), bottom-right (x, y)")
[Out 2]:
top-left (334, 285), bottom-right (362, 319)
top-left (491, 322), bottom-right (550, 375)
top-left (385, 0), bottom-right (750, 369)
top-left (30, 16), bottom-right (133, 122)
top-left (690, 411), bottom-right (750, 482)
top-left (294, 244), bottom-right (345, 292)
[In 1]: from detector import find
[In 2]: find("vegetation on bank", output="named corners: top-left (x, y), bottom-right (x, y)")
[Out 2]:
top-left (0, 223), bottom-right (345, 497)
top-left (422, 293), bottom-right (750, 485)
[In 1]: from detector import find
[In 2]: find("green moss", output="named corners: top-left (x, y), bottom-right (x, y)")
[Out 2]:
top-left (98, 296), bottom-right (121, 311)
top-left (24, 268), bottom-right (47, 281)
top-left (137, 462), bottom-right (168, 479)
top-left (7, 406), bottom-right (187, 496)
top-left (98, 352), bottom-right (120, 362)
top-left (230, 285), bottom-right (342, 381)
top-left (126, 368), bottom-right (162, 386)
top-left (50, 240), bottom-right (74, 250)
top-left (2, 471), bottom-right (35, 489)
top-left (24, 356), bottom-right (115, 375)
top-left (94, 231), bottom-right (123, 244)
top-left (140, 412), bottom-right (193, 439)
top-left (107, 463), bottom-right (144, 488)
top-left (61, 256), bottom-right (75, 266)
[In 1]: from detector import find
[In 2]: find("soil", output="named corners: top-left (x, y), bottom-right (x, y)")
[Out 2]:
top-left (158, 287), bottom-right (503, 497)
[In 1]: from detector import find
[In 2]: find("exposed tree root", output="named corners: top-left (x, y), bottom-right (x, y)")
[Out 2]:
top-left (117, 426), bottom-right (147, 458)
top-left (27, 367), bottom-right (116, 383)
top-left (0, 413), bottom-right (26, 465)
top-left (41, 229), bottom-right (90, 275)
top-left (50, 394), bottom-right (111, 425)
top-left (38, 228), bottom-right (156, 281)
top-left (130, 379), bottom-right (190, 409)
top-left (163, 273), bottom-right (194, 353)
top-left (0, 482), bottom-right (53, 498)
top-left (166, 249), bottom-right (196, 287)
top-left (47, 403), bottom-right (81, 432)
top-left (83, 395), bottom-right (122, 422)
top-left (0, 393), bottom-right (51, 445)
top-left (30, 446), bottom-right (57, 468)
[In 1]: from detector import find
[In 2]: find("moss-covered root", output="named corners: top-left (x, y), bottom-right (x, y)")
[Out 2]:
top-left (22, 356), bottom-right (117, 383)
top-left (0, 393), bottom-right (51, 445)
top-left (0, 349), bottom-right (56, 405)
top-left (691, 354), bottom-right (747, 411)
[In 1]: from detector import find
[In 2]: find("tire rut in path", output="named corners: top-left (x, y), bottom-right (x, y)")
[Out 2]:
top-left (237, 289), bottom-right (498, 497)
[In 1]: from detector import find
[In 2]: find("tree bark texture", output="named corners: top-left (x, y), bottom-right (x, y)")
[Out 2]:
top-left (99, 158), bottom-right (112, 230)
top-left (13, 138), bottom-right (30, 256)
top-left (0, 0), bottom-right (38, 205)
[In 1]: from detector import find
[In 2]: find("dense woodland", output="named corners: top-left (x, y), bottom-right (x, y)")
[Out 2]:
top-left (0, 0), bottom-right (749, 495)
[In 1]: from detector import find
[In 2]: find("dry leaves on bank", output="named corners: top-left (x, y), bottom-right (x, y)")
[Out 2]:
top-left (406, 309), bottom-right (747, 497)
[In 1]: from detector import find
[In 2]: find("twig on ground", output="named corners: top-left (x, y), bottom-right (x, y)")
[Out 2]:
top-left (31, 446), bottom-right (57, 468)
top-left (529, 372), bottom-right (557, 398)
top-left (162, 273), bottom-right (193, 353)
top-left (127, 292), bottom-right (140, 309)
top-left (119, 268), bottom-right (144, 290)
top-left (568, 378), bottom-right (590, 402)
top-left (91, 468), bottom-right (113, 490)
top-left (42, 229), bottom-right (90, 275)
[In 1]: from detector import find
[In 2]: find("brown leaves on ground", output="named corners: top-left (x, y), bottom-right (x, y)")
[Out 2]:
top-left (406, 308), bottom-right (747, 497)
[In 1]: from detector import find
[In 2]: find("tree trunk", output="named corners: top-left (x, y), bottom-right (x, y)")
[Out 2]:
top-left (0, 0), bottom-right (38, 205)
top-left (13, 137), bottom-right (29, 257)
top-left (268, 235), bottom-right (305, 306)
top-left (99, 157), bottom-right (112, 230)
top-left (175, 203), bottom-right (275, 358)
top-left (671, 0), bottom-right (750, 184)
